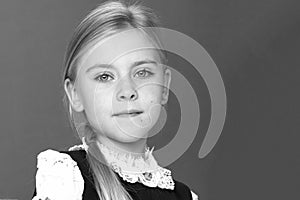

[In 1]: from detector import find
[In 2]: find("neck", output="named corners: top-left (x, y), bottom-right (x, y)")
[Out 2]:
top-left (96, 134), bottom-right (148, 156)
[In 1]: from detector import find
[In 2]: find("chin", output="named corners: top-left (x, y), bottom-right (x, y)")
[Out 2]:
top-left (117, 131), bottom-right (149, 143)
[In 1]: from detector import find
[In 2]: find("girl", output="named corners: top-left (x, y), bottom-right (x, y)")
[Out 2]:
top-left (32, 0), bottom-right (198, 200)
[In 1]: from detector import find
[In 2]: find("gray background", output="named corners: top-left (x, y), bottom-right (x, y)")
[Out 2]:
top-left (0, 0), bottom-right (299, 199)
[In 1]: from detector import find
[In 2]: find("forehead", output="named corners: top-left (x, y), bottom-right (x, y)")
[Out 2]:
top-left (79, 29), bottom-right (159, 69)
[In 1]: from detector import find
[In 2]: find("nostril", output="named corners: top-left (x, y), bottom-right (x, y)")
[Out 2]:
top-left (117, 90), bottom-right (138, 101)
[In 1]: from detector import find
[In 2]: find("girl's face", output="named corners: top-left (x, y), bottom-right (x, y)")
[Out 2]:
top-left (66, 29), bottom-right (171, 147)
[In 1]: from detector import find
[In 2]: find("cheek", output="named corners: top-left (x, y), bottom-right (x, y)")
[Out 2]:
top-left (94, 93), bottom-right (113, 112)
top-left (141, 84), bottom-right (163, 104)
top-left (140, 86), bottom-right (163, 123)
top-left (88, 94), bottom-right (113, 131)
top-left (82, 89), bottom-right (112, 119)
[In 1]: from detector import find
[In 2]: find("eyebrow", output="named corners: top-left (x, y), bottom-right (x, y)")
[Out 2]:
top-left (86, 59), bottom-right (158, 73)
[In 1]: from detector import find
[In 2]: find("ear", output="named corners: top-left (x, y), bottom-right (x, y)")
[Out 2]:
top-left (64, 78), bottom-right (84, 112)
top-left (161, 68), bottom-right (171, 105)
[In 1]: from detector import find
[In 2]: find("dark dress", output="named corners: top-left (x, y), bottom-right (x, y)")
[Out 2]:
top-left (32, 149), bottom-right (193, 200)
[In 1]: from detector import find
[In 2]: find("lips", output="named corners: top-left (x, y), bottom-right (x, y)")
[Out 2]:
top-left (113, 109), bottom-right (143, 117)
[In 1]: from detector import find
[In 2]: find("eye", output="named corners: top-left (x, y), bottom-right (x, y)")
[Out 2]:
top-left (135, 69), bottom-right (154, 78)
top-left (95, 72), bottom-right (113, 82)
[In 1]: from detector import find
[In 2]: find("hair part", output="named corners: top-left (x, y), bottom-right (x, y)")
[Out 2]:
top-left (62, 1), bottom-right (166, 199)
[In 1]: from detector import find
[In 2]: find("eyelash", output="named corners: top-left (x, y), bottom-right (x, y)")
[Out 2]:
top-left (94, 73), bottom-right (112, 82)
top-left (94, 69), bottom-right (154, 82)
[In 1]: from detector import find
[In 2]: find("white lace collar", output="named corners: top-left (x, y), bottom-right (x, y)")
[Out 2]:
top-left (69, 142), bottom-right (175, 190)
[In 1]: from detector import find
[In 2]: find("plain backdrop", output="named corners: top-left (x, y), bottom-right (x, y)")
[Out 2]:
top-left (0, 0), bottom-right (299, 199)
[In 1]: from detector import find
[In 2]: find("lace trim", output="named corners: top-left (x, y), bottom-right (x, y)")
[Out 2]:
top-left (112, 163), bottom-right (175, 189)
top-left (33, 147), bottom-right (196, 199)
top-left (69, 143), bottom-right (175, 190)
top-left (191, 190), bottom-right (199, 200)
top-left (33, 149), bottom-right (84, 200)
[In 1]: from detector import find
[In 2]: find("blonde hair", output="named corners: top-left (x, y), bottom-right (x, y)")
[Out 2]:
top-left (62, 0), bottom-right (166, 199)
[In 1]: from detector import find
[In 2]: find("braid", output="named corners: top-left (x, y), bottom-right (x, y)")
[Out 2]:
top-left (84, 124), bottom-right (133, 200)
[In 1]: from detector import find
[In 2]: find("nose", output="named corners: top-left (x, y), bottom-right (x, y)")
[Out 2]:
top-left (116, 78), bottom-right (138, 101)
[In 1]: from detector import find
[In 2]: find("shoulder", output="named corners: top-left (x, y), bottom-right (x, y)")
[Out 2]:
top-left (191, 190), bottom-right (199, 200)
top-left (60, 148), bottom-right (87, 165)
top-left (33, 149), bottom-right (85, 200)
top-left (36, 149), bottom-right (79, 167)
top-left (173, 179), bottom-right (199, 200)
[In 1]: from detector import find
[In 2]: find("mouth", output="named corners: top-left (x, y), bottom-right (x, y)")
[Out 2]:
top-left (112, 110), bottom-right (144, 117)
